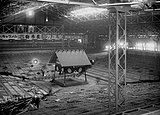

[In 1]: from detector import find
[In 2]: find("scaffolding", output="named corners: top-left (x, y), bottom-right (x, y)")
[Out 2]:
top-left (108, 7), bottom-right (127, 113)
top-left (0, 24), bottom-right (64, 34)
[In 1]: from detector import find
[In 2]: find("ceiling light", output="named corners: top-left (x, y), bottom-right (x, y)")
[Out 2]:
top-left (26, 9), bottom-right (34, 17)
top-left (70, 7), bottom-right (108, 17)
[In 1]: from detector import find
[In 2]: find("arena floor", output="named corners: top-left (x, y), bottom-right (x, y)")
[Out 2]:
top-left (0, 50), bottom-right (160, 115)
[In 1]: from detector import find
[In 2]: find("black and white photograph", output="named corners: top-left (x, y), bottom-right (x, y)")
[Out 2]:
top-left (0, 0), bottom-right (160, 115)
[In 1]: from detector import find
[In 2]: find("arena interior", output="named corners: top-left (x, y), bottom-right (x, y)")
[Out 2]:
top-left (0, 0), bottom-right (160, 115)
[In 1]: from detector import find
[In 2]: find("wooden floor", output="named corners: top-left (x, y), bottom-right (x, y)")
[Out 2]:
top-left (0, 75), bottom-right (50, 103)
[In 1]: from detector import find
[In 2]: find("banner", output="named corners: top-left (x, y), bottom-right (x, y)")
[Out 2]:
top-left (0, 33), bottom-right (84, 41)
top-left (22, 34), bottom-right (42, 40)
top-left (0, 34), bottom-right (18, 40)
top-left (0, 34), bottom-right (42, 40)
top-left (28, 26), bottom-right (35, 33)
top-left (65, 35), bottom-right (83, 39)
top-left (42, 34), bottom-right (63, 40)
top-left (43, 34), bottom-right (52, 40)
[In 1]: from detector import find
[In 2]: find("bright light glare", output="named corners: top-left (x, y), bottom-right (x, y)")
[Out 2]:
top-left (46, 17), bottom-right (48, 22)
top-left (78, 39), bottom-right (82, 43)
top-left (26, 9), bottom-right (34, 17)
top-left (105, 45), bottom-right (112, 51)
top-left (105, 45), bottom-right (109, 49)
top-left (32, 58), bottom-right (39, 65)
top-left (136, 43), bottom-right (143, 50)
top-left (118, 41), bottom-right (128, 48)
top-left (134, 42), bottom-right (156, 51)
top-left (105, 46), bottom-right (109, 51)
top-left (146, 42), bottom-right (155, 51)
top-left (70, 7), bottom-right (108, 17)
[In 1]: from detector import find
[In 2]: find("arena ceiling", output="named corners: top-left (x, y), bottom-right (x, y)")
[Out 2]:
top-left (0, 0), bottom-right (100, 19)
top-left (0, 0), bottom-right (160, 34)
top-left (1, 0), bottom-right (160, 20)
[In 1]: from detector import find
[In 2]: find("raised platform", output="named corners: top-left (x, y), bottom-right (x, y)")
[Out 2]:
top-left (54, 77), bottom-right (88, 87)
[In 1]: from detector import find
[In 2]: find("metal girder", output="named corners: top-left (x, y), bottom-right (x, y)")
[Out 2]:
top-left (0, 24), bottom-right (65, 48)
top-left (0, 24), bottom-right (64, 34)
top-left (127, 11), bottom-right (160, 24)
top-left (108, 8), bottom-right (127, 113)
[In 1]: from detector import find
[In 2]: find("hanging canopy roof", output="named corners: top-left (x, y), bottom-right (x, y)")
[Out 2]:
top-left (50, 50), bottom-right (91, 67)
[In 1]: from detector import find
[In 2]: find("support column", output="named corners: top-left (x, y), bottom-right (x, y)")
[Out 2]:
top-left (84, 71), bottom-right (87, 82)
top-left (64, 73), bottom-right (66, 86)
top-left (108, 8), bottom-right (127, 113)
top-left (62, 25), bottom-right (65, 49)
